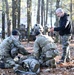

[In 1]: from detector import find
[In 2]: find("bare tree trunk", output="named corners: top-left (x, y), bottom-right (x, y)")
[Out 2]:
top-left (44, 0), bottom-right (47, 35)
top-left (2, 0), bottom-right (5, 39)
top-left (70, 0), bottom-right (73, 33)
top-left (16, 0), bottom-right (21, 29)
top-left (49, 0), bottom-right (54, 37)
top-left (56, 0), bottom-right (60, 26)
top-left (5, 0), bottom-right (11, 36)
top-left (41, 0), bottom-right (44, 26)
top-left (44, 0), bottom-right (49, 35)
top-left (50, 0), bottom-right (52, 28)
top-left (56, 0), bottom-right (60, 43)
top-left (37, 0), bottom-right (40, 24)
top-left (45, 0), bottom-right (49, 25)
top-left (12, 0), bottom-right (17, 30)
top-left (27, 0), bottom-right (32, 42)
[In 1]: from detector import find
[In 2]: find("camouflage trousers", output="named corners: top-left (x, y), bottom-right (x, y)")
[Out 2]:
top-left (39, 49), bottom-right (58, 68)
top-left (0, 56), bottom-right (17, 68)
top-left (5, 57), bottom-right (16, 68)
top-left (39, 58), bottom-right (56, 68)
top-left (61, 34), bottom-right (71, 62)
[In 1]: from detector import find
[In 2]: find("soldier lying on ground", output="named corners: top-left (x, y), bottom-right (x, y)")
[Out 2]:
top-left (0, 29), bottom-right (30, 69)
top-left (13, 56), bottom-right (40, 74)
top-left (33, 24), bottom-right (59, 68)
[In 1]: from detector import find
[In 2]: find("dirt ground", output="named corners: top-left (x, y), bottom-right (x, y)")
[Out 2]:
top-left (0, 41), bottom-right (74, 75)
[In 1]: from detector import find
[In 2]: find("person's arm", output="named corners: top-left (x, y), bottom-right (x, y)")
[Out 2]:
top-left (33, 41), bottom-right (40, 59)
top-left (54, 17), bottom-right (68, 31)
top-left (13, 40), bottom-right (30, 55)
top-left (18, 45), bottom-right (31, 55)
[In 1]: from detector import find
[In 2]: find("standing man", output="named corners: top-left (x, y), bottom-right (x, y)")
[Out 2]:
top-left (50, 8), bottom-right (72, 63)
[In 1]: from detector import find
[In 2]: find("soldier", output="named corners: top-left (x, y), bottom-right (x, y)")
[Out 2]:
top-left (19, 24), bottom-right (26, 41)
top-left (13, 56), bottom-right (40, 74)
top-left (21, 56), bottom-right (40, 73)
top-left (33, 24), bottom-right (59, 68)
top-left (0, 29), bottom-right (30, 69)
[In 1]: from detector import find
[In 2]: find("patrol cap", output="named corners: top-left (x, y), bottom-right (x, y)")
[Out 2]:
top-left (12, 30), bottom-right (20, 35)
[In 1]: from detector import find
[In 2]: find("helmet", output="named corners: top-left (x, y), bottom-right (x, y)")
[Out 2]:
top-left (44, 24), bottom-right (50, 32)
top-left (34, 24), bottom-right (43, 32)
top-left (34, 24), bottom-right (43, 35)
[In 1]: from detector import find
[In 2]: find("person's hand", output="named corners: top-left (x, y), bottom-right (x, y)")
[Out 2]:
top-left (49, 27), bottom-right (54, 32)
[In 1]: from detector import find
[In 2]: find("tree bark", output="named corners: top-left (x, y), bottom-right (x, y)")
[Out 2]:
top-left (5, 0), bottom-right (11, 36)
top-left (55, 0), bottom-right (60, 42)
top-left (2, 0), bottom-right (5, 39)
top-left (12, 0), bottom-right (17, 30)
top-left (37, 0), bottom-right (40, 24)
top-left (16, 0), bottom-right (21, 29)
top-left (27, 0), bottom-right (32, 42)
top-left (70, 0), bottom-right (73, 33)
top-left (45, 0), bottom-right (49, 25)
top-left (41, 0), bottom-right (44, 26)
top-left (56, 0), bottom-right (60, 26)
top-left (49, 0), bottom-right (53, 36)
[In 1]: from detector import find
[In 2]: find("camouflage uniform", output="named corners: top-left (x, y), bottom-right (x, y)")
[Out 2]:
top-left (0, 35), bottom-right (29, 68)
top-left (60, 34), bottom-right (71, 62)
top-left (33, 34), bottom-right (58, 67)
top-left (22, 56), bottom-right (40, 73)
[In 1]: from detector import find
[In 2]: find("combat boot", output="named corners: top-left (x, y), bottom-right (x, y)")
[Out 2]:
top-left (57, 60), bottom-right (64, 64)
top-left (50, 59), bottom-right (56, 68)
top-left (46, 59), bottom-right (56, 68)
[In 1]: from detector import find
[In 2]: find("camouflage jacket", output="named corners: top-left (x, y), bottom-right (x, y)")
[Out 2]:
top-left (33, 34), bottom-right (57, 59)
top-left (0, 35), bottom-right (29, 57)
